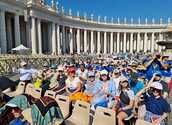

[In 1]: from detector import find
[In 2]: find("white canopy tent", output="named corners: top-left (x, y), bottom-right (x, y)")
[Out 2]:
top-left (11, 44), bottom-right (30, 54)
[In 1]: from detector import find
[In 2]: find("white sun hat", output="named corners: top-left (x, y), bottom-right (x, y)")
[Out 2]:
top-left (151, 82), bottom-right (163, 90)
top-left (6, 103), bottom-right (18, 108)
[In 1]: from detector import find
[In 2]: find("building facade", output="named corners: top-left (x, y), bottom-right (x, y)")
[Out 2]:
top-left (0, 0), bottom-right (171, 54)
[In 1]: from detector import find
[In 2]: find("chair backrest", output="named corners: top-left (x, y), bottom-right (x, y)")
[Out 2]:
top-left (92, 106), bottom-right (116, 125)
top-left (25, 83), bottom-right (34, 95)
top-left (56, 95), bottom-right (71, 119)
top-left (15, 82), bottom-right (26, 94)
top-left (31, 87), bottom-right (42, 99)
top-left (138, 104), bottom-right (146, 119)
top-left (70, 100), bottom-right (90, 125)
top-left (135, 119), bottom-right (152, 125)
top-left (44, 90), bottom-right (56, 99)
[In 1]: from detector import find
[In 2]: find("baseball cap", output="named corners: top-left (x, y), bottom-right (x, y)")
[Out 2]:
top-left (100, 70), bottom-right (108, 75)
top-left (151, 82), bottom-right (163, 90)
top-left (88, 72), bottom-right (95, 77)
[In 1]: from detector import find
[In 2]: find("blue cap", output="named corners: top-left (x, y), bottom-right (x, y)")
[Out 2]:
top-left (154, 71), bottom-right (162, 76)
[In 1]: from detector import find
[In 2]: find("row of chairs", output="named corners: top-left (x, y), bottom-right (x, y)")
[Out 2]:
top-left (2, 82), bottom-right (152, 125)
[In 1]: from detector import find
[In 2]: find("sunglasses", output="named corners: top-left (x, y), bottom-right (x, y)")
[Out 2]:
top-left (58, 70), bottom-right (63, 72)
top-left (152, 88), bottom-right (161, 93)
top-left (69, 71), bottom-right (75, 74)
top-left (88, 76), bottom-right (95, 78)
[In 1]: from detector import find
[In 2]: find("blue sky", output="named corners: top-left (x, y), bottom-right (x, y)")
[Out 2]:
top-left (48, 0), bottom-right (172, 23)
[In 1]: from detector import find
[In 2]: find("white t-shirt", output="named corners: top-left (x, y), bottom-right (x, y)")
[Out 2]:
top-left (18, 68), bottom-right (37, 81)
top-left (66, 77), bottom-right (81, 90)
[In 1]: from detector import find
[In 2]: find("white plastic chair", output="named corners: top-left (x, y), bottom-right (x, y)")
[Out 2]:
top-left (55, 95), bottom-right (71, 119)
top-left (66, 100), bottom-right (90, 125)
top-left (44, 90), bottom-right (56, 99)
top-left (92, 106), bottom-right (116, 125)
top-left (4, 82), bottom-right (26, 97)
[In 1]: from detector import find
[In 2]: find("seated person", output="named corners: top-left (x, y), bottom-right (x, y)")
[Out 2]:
top-left (65, 67), bottom-right (82, 101)
top-left (84, 71), bottom-right (96, 96)
top-left (116, 77), bottom-right (135, 125)
top-left (91, 70), bottom-right (116, 109)
top-left (129, 73), bottom-right (144, 95)
top-left (49, 65), bottom-right (67, 94)
top-left (153, 72), bottom-right (169, 99)
top-left (137, 81), bottom-right (171, 125)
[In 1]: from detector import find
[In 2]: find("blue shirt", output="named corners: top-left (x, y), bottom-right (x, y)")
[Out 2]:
top-left (9, 118), bottom-right (29, 125)
top-left (130, 81), bottom-right (144, 95)
top-left (143, 93), bottom-right (171, 115)
top-left (92, 79), bottom-right (117, 98)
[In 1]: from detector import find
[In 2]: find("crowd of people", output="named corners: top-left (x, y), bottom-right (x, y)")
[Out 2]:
top-left (0, 53), bottom-right (172, 125)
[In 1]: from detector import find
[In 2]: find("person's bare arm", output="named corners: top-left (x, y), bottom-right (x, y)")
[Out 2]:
top-left (137, 73), bottom-right (156, 97)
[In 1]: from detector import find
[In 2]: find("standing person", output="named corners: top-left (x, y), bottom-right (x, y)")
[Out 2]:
top-left (117, 77), bottom-right (135, 125)
top-left (137, 82), bottom-right (171, 125)
top-left (14, 61), bottom-right (37, 84)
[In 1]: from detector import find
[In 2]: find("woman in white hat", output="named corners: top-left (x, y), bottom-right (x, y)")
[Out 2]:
top-left (90, 69), bottom-right (117, 110)
top-left (137, 81), bottom-right (171, 125)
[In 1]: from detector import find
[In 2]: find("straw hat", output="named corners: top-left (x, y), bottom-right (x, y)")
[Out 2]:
top-left (120, 77), bottom-right (128, 83)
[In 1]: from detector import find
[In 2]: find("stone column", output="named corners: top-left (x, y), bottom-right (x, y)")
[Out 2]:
top-left (97, 31), bottom-right (100, 54)
top-left (104, 32), bottom-right (107, 54)
top-left (31, 17), bottom-right (37, 54)
top-left (14, 14), bottom-right (21, 46)
top-left (117, 32), bottom-right (120, 53)
top-left (159, 33), bottom-right (163, 52)
top-left (151, 32), bottom-right (155, 53)
top-left (37, 19), bottom-right (42, 54)
top-left (123, 32), bottom-right (126, 53)
top-left (69, 27), bottom-right (73, 54)
top-left (84, 29), bottom-right (87, 53)
top-left (62, 26), bottom-right (66, 54)
top-left (144, 33), bottom-right (147, 53)
top-left (130, 33), bottom-right (133, 53)
top-left (137, 33), bottom-right (140, 53)
top-left (110, 32), bottom-right (113, 54)
top-left (77, 28), bottom-right (80, 54)
top-left (91, 30), bottom-right (94, 53)
top-left (155, 33), bottom-right (158, 51)
top-left (0, 10), bottom-right (7, 53)
top-left (52, 22), bottom-right (56, 54)
top-left (56, 24), bottom-right (61, 54)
